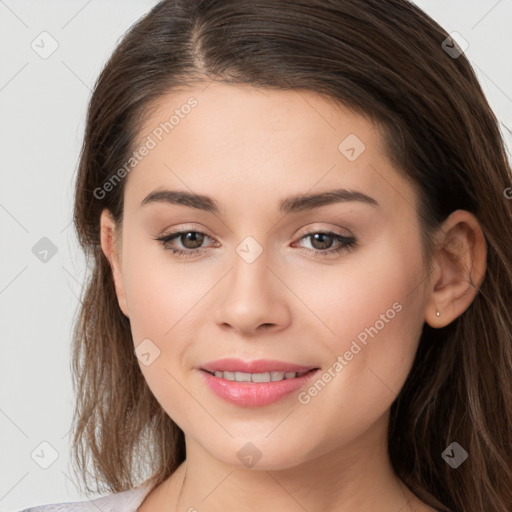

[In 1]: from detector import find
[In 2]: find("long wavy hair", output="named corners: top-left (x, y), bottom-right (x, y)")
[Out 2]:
top-left (70, 1), bottom-right (512, 510)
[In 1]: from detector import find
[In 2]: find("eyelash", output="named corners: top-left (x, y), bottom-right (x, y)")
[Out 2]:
top-left (154, 228), bottom-right (358, 259)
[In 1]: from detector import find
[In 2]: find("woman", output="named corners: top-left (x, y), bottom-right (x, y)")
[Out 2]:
top-left (21, 0), bottom-right (512, 511)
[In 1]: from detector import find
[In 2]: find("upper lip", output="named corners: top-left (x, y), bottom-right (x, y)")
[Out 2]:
top-left (200, 358), bottom-right (318, 374)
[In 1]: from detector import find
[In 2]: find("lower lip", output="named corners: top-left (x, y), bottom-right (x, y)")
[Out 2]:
top-left (199, 369), bottom-right (319, 407)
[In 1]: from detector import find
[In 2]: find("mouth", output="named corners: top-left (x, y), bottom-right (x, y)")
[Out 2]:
top-left (200, 357), bottom-right (318, 375)
top-left (198, 359), bottom-right (321, 407)
top-left (202, 368), bottom-right (316, 382)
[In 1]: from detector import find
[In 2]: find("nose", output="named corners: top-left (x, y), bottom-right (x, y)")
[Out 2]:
top-left (213, 249), bottom-right (292, 336)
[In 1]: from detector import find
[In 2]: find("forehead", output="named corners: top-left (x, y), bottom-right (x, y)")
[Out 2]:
top-left (123, 83), bottom-right (416, 217)
top-left (136, 83), bottom-right (380, 155)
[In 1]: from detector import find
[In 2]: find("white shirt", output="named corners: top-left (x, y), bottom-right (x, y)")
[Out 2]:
top-left (18, 480), bottom-right (153, 512)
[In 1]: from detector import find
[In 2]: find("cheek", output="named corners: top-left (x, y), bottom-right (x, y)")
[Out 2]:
top-left (121, 240), bottom-right (207, 426)
top-left (121, 235), bottom-right (212, 343)
top-left (289, 239), bottom-right (426, 453)
top-left (313, 235), bottom-right (426, 408)
top-left (292, 231), bottom-right (425, 353)
top-left (123, 225), bottom-right (426, 433)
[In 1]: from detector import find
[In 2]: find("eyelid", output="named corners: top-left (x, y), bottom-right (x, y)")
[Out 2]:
top-left (156, 224), bottom-right (358, 260)
top-left (160, 223), bottom-right (215, 238)
top-left (294, 223), bottom-right (353, 239)
top-left (159, 222), bottom-right (352, 242)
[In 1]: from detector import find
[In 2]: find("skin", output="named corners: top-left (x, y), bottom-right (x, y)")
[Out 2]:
top-left (100, 83), bottom-right (487, 512)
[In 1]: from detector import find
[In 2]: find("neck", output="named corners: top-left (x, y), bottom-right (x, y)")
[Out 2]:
top-left (158, 412), bottom-right (420, 512)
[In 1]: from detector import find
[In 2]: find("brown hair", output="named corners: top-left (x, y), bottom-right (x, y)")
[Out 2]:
top-left (70, 1), bottom-right (512, 510)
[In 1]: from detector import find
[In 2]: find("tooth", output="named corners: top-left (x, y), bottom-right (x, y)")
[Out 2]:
top-left (212, 370), bottom-right (302, 382)
top-left (252, 372), bottom-right (271, 383)
top-left (235, 371), bottom-right (252, 382)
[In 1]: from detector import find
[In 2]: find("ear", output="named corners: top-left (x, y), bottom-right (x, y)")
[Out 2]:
top-left (425, 209), bottom-right (487, 328)
top-left (99, 209), bottom-right (130, 318)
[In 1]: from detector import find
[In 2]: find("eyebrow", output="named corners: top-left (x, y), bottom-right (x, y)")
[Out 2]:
top-left (140, 187), bottom-right (379, 214)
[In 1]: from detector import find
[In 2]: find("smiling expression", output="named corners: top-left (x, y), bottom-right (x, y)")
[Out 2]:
top-left (101, 82), bottom-right (432, 469)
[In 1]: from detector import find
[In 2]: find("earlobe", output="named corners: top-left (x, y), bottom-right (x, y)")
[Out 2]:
top-left (425, 210), bottom-right (487, 328)
top-left (99, 209), bottom-right (130, 318)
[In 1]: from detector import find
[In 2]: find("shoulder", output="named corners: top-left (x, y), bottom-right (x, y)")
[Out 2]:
top-left (18, 480), bottom-right (154, 512)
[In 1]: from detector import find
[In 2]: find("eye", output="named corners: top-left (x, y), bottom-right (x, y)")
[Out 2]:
top-left (154, 228), bottom-right (358, 259)
top-left (293, 231), bottom-right (358, 257)
top-left (155, 229), bottom-right (217, 258)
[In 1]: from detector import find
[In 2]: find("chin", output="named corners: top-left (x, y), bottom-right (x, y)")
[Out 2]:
top-left (202, 437), bottom-right (316, 472)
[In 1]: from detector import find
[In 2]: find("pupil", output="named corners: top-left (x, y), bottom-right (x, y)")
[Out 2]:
top-left (312, 233), bottom-right (332, 250)
top-left (179, 232), bottom-right (335, 251)
top-left (183, 232), bottom-right (203, 249)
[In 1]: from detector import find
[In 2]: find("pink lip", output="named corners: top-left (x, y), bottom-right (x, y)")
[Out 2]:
top-left (200, 358), bottom-right (317, 374)
top-left (198, 358), bottom-right (320, 407)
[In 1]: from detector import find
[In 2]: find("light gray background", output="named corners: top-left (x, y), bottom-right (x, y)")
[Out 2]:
top-left (1, 1), bottom-right (511, 511)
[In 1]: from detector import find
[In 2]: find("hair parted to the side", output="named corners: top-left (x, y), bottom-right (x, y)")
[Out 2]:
top-left (70, 1), bottom-right (512, 510)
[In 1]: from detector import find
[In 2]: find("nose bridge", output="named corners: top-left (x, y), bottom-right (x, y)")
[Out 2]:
top-left (229, 234), bottom-right (274, 302)
top-left (213, 232), bottom-right (290, 333)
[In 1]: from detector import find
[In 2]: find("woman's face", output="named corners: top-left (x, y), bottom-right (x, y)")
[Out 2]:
top-left (101, 83), bottom-right (432, 469)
